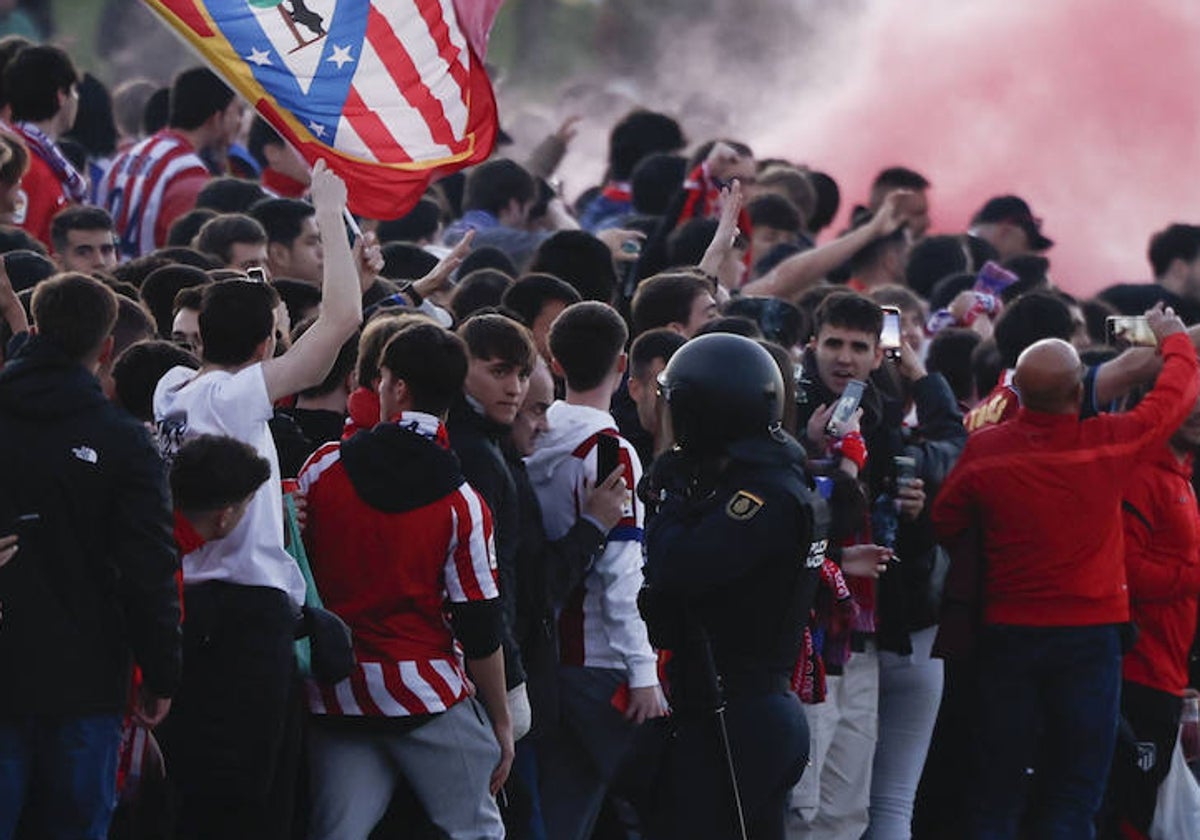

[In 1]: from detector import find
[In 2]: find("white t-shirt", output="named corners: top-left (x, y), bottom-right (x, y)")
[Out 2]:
top-left (154, 363), bottom-right (306, 606)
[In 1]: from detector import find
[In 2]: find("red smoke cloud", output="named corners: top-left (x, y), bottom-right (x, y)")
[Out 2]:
top-left (761, 1), bottom-right (1200, 295)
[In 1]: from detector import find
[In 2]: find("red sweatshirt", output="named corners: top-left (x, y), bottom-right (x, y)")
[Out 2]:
top-left (1121, 446), bottom-right (1200, 695)
top-left (933, 332), bottom-right (1200, 627)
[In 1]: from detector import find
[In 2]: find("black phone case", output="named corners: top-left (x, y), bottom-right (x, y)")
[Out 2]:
top-left (596, 434), bottom-right (620, 482)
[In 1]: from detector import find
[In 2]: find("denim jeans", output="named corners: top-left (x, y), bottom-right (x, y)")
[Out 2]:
top-left (970, 624), bottom-right (1122, 840)
top-left (865, 625), bottom-right (944, 839)
top-left (0, 713), bottom-right (123, 840)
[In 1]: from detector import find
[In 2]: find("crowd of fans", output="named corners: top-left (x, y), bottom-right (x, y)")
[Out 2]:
top-left (0, 29), bottom-right (1198, 840)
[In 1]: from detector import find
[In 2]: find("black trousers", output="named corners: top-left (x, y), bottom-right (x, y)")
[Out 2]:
top-left (637, 690), bottom-right (810, 840)
top-left (1101, 680), bottom-right (1183, 839)
top-left (157, 582), bottom-right (303, 840)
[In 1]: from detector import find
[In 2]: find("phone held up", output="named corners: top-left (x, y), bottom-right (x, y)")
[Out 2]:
top-left (826, 379), bottom-right (866, 438)
top-left (880, 305), bottom-right (902, 361)
top-left (1105, 315), bottom-right (1156, 348)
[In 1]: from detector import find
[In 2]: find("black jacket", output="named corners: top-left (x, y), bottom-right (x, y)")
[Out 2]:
top-left (447, 397), bottom-right (526, 689)
top-left (0, 337), bottom-right (181, 715)
top-left (506, 443), bottom-right (608, 733)
top-left (643, 436), bottom-right (823, 709)
top-left (797, 352), bottom-right (966, 653)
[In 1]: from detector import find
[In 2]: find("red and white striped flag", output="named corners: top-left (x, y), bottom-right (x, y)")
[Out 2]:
top-left (142, 0), bottom-right (504, 219)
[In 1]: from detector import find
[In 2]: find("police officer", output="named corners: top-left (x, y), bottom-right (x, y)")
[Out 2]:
top-left (637, 333), bottom-right (826, 840)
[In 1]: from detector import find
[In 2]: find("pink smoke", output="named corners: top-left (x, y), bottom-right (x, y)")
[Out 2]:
top-left (758, 0), bottom-right (1200, 296)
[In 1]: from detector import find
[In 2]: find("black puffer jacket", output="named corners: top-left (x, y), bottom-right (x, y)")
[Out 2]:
top-left (0, 336), bottom-right (181, 715)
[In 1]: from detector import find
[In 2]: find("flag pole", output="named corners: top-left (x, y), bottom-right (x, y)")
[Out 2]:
top-left (342, 207), bottom-right (363, 240)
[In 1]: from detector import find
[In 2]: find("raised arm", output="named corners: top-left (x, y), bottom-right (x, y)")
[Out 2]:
top-left (742, 190), bottom-right (911, 301)
top-left (261, 160), bottom-right (362, 402)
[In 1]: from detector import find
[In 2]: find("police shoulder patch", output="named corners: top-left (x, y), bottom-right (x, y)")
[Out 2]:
top-left (725, 490), bottom-right (765, 521)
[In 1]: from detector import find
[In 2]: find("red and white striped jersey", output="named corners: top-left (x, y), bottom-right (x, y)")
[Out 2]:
top-left (96, 130), bottom-right (210, 259)
top-left (524, 402), bottom-right (659, 689)
top-left (298, 428), bottom-right (500, 718)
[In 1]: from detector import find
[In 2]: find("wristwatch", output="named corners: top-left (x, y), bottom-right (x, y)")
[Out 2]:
top-left (396, 281), bottom-right (423, 306)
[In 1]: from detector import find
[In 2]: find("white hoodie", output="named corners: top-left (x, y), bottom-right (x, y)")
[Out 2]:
top-left (525, 401), bottom-right (658, 688)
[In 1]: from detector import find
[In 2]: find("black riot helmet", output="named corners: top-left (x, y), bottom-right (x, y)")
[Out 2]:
top-left (658, 333), bottom-right (785, 453)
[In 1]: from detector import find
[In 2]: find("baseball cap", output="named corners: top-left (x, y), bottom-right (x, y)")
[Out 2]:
top-left (971, 195), bottom-right (1054, 252)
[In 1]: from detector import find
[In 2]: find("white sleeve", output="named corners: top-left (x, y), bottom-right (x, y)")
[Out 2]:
top-left (210, 363), bottom-right (274, 431)
top-left (591, 438), bottom-right (658, 688)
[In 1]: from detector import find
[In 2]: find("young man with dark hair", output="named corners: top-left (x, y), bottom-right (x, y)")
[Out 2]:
top-left (98, 67), bottom-right (243, 258)
top-left (169, 285), bottom-right (205, 356)
top-left (247, 117), bottom-right (309, 199)
top-left (868, 166), bottom-right (931, 240)
top-left (0, 271), bottom-right (180, 839)
top-left (195, 176), bottom-right (268, 214)
top-left (112, 339), bottom-right (200, 424)
top-left (377, 196), bottom-right (442, 245)
top-left (443, 158), bottom-right (578, 269)
top-left (194, 212), bottom-right (269, 273)
top-left (580, 109), bottom-right (686, 232)
top-left (527, 230), bottom-right (619, 304)
top-left (248, 116), bottom-right (310, 199)
top-left (449, 313), bottom-right (538, 745)
top-left (251, 197), bottom-right (322, 285)
top-left (629, 152), bottom-right (688, 219)
top-left (4, 45), bottom-right (84, 247)
top-left (50, 204), bottom-right (118, 273)
top-left (630, 271), bottom-right (717, 337)
top-left (150, 162), bottom-right (360, 839)
top-left (847, 219), bottom-right (909, 293)
top-left (526, 301), bottom-right (666, 840)
top-left (298, 322), bottom-right (510, 838)
top-left (98, 296), bottom-right (157, 399)
top-left (748, 192), bottom-right (802, 266)
top-left (791, 290), bottom-right (965, 839)
top-left (165, 208), bottom-right (216, 249)
top-left (627, 327), bottom-right (686, 455)
top-left (969, 194), bottom-right (1054, 262)
top-left (170, 433), bottom-right (272, 543)
top-left (501, 272), bottom-right (581, 363)
top-left (341, 313), bottom-right (429, 438)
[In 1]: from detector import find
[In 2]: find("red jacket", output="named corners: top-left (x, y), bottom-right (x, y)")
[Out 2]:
top-left (1121, 446), bottom-right (1200, 695)
top-left (933, 333), bottom-right (1200, 627)
top-left (299, 413), bottom-right (500, 717)
top-left (19, 151), bottom-right (68, 247)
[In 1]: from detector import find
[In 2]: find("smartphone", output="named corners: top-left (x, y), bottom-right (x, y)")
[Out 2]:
top-left (596, 434), bottom-right (621, 483)
top-left (1106, 316), bottom-right (1156, 348)
top-left (246, 266), bottom-right (268, 283)
top-left (880, 306), bottom-right (902, 361)
top-left (826, 379), bottom-right (866, 437)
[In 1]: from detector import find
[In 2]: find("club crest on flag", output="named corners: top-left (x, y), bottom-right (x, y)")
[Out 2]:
top-left (142, 0), bottom-right (502, 219)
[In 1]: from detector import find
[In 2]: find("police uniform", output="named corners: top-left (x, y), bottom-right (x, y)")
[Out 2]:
top-left (634, 334), bottom-right (826, 840)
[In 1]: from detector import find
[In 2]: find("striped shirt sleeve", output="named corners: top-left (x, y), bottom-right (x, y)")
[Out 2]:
top-left (444, 482), bottom-right (500, 604)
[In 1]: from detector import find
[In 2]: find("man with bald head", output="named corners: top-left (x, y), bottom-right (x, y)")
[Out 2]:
top-left (1012, 338), bottom-right (1086, 414)
top-left (933, 304), bottom-right (1200, 838)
